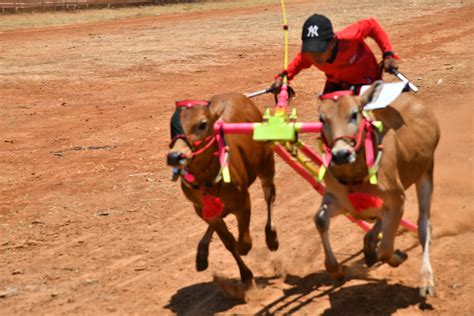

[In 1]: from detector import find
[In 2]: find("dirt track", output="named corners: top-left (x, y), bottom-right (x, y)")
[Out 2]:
top-left (1, 0), bottom-right (473, 314)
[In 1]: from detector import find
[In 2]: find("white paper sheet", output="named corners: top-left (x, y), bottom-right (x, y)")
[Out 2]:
top-left (360, 82), bottom-right (407, 110)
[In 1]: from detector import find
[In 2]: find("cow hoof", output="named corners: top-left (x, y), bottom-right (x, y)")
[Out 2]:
top-left (389, 249), bottom-right (408, 267)
top-left (364, 250), bottom-right (377, 267)
top-left (420, 285), bottom-right (435, 297)
top-left (265, 228), bottom-right (279, 251)
top-left (328, 265), bottom-right (345, 281)
top-left (196, 242), bottom-right (209, 271)
top-left (266, 238), bottom-right (279, 251)
top-left (363, 230), bottom-right (379, 267)
top-left (196, 256), bottom-right (209, 272)
top-left (237, 241), bottom-right (252, 256)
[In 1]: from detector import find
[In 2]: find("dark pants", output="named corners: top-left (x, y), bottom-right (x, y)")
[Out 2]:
top-left (323, 78), bottom-right (410, 95)
top-left (323, 81), bottom-right (364, 95)
top-left (170, 108), bottom-right (184, 140)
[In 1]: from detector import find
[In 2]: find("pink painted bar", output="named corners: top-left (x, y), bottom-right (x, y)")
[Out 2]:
top-left (214, 121), bottom-right (227, 166)
top-left (400, 218), bottom-right (418, 233)
top-left (364, 123), bottom-right (375, 166)
top-left (296, 122), bottom-right (323, 133)
top-left (214, 121), bottom-right (323, 135)
top-left (277, 84), bottom-right (288, 109)
top-left (214, 122), bottom-right (256, 134)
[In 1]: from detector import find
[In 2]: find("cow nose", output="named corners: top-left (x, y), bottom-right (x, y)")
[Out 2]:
top-left (167, 151), bottom-right (185, 167)
top-left (332, 149), bottom-right (352, 165)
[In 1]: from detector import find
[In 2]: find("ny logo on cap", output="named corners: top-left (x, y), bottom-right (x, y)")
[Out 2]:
top-left (307, 25), bottom-right (319, 37)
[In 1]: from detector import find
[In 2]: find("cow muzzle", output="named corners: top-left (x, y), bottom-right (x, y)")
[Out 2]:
top-left (167, 137), bottom-right (192, 167)
top-left (331, 145), bottom-right (357, 165)
top-left (166, 151), bottom-right (188, 167)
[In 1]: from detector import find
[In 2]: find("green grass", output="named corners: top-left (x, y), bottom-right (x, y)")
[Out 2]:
top-left (0, 0), bottom-right (278, 32)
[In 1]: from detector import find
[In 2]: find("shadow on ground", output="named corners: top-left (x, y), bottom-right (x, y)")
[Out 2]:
top-left (164, 281), bottom-right (243, 315)
top-left (322, 281), bottom-right (434, 315)
top-left (164, 276), bottom-right (282, 315)
top-left (165, 247), bottom-right (432, 315)
top-left (254, 272), bottom-right (432, 315)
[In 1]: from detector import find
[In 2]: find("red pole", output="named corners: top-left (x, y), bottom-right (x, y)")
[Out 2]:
top-left (400, 218), bottom-right (418, 233)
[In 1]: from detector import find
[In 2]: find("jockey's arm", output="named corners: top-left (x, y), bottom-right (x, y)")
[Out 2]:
top-left (273, 53), bottom-right (313, 89)
top-left (344, 18), bottom-right (400, 71)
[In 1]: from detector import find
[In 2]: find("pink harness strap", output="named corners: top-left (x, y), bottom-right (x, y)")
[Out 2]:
top-left (188, 136), bottom-right (217, 157)
top-left (175, 100), bottom-right (210, 108)
top-left (168, 134), bottom-right (188, 149)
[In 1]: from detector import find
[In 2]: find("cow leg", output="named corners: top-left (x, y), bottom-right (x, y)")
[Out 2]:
top-left (262, 178), bottom-right (278, 251)
top-left (196, 225), bottom-right (214, 272)
top-left (377, 202), bottom-right (408, 267)
top-left (236, 192), bottom-right (252, 256)
top-left (416, 161), bottom-right (435, 297)
top-left (363, 219), bottom-right (382, 267)
top-left (210, 218), bottom-right (253, 285)
top-left (315, 194), bottom-right (344, 280)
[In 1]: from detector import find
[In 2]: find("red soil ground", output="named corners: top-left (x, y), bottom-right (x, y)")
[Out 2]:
top-left (0, 0), bottom-right (473, 314)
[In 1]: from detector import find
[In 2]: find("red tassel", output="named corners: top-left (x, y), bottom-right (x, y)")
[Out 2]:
top-left (348, 193), bottom-right (384, 214)
top-left (202, 194), bottom-right (224, 220)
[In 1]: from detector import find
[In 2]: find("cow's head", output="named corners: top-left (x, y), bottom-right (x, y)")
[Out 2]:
top-left (318, 81), bottom-right (383, 166)
top-left (167, 100), bottom-right (214, 169)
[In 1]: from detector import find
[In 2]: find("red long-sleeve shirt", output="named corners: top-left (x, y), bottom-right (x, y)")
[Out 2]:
top-left (285, 18), bottom-right (397, 86)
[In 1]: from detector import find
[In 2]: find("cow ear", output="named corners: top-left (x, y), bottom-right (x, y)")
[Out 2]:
top-left (359, 81), bottom-right (383, 108)
top-left (205, 106), bottom-right (218, 125)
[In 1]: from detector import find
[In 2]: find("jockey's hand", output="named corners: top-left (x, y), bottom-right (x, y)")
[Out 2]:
top-left (271, 83), bottom-right (296, 105)
top-left (271, 76), bottom-right (284, 93)
top-left (382, 56), bottom-right (399, 73)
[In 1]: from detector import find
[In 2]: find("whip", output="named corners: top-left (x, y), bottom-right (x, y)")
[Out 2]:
top-left (389, 67), bottom-right (419, 92)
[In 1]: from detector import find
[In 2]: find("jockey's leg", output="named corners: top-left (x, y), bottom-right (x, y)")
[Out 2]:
top-left (322, 81), bottom-right (343, 94)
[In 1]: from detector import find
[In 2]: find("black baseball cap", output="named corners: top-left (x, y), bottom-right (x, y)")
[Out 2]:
top-left (301, 14), bottom-right (334, 53)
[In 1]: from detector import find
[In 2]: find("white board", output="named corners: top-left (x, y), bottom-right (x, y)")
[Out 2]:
top-left (360, 82), bottom-right (407, 110)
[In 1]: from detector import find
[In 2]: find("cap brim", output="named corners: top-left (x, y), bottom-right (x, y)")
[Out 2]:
top-left (302, 39), bottom-right (330, 53)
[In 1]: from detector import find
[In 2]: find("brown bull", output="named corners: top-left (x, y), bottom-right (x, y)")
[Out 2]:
top-left (166, 93), bottom-right (278, 289)
top-left (315, 82), bottom-right (440, 297)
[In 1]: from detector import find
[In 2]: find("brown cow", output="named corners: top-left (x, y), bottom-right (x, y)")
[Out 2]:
top-left (315, 81), bottom-right (440, 297)
top-left (166, 93), bottom-right (278, 290)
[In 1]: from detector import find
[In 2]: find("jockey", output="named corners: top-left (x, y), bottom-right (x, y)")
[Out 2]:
top-left (273, 14), bottom-right (399, 94)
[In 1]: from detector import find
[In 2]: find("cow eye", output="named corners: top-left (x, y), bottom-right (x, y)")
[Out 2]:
top-left (197, 121), bottom-right (208, 131)
top-left (349, 111), bottom-right (358, 123)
